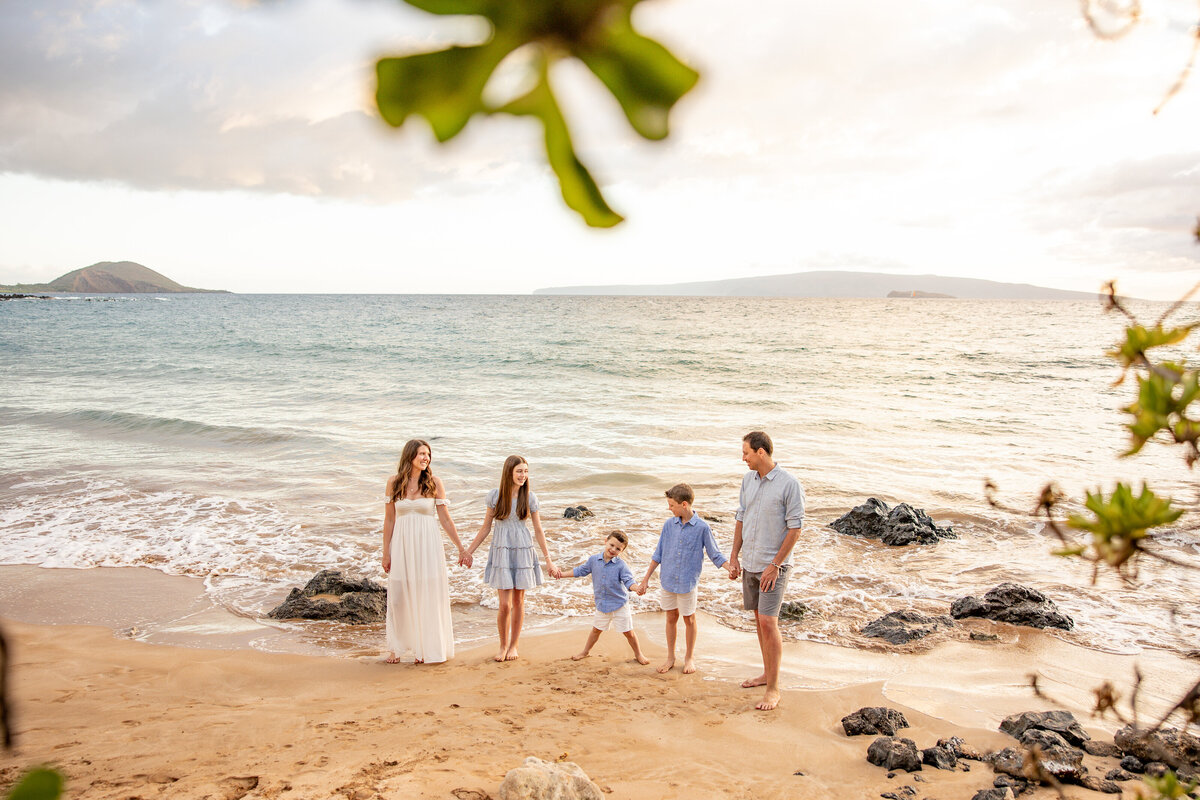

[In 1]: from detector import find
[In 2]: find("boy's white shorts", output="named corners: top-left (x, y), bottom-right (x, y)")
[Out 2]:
top-left (659, 586), bottom-right (698, 616)
top-left (592, 604), bottom-right (634, 633)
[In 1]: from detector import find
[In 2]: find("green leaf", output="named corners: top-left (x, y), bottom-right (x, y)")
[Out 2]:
top-left (7, 769), bottom-right (64, 800)
top-left (1109, 324), bottom-right (1193, 369)
top-left (576, 13), bottom-right (699, 140)
top-left (1142, 769), bottom-right (1198, 799)
top-left (1066, 483), bottom-right (1182, 571)
top-left (401, 0), bottom-right (494, 14)
top-left (498, 59), bottom-right (623, 227)
top-left (376, 39), bottom-right (515, 142)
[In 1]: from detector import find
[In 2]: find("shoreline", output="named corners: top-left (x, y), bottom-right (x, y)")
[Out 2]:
top-left (3, 565), bottom-right (1200, 798)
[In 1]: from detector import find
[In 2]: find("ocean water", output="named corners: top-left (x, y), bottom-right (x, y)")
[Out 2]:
top-left (1, 293), bottom-right (1197, 656)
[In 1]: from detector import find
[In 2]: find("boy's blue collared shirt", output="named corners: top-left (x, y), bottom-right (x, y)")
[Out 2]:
top-left (652, 514), bottom-right (727, 594)
top-left (573, 553), bottom-right (634, 613)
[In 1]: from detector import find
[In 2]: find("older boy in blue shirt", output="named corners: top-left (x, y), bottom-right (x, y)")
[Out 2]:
top-left (556, 531), bottom-right (650, 665)
top-left (635, 483), bottom-right (734, 674)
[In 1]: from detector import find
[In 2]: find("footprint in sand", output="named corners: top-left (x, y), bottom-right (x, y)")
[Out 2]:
top-left (219, 775), bottom-right (259, 800)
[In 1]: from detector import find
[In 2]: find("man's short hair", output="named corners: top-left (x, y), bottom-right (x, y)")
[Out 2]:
top-left (743, 430), bottom-right (773, 455)
top-left (665, 483), bottom-right (694, 504)
top-left (607, 531), bottom-right (629, 546)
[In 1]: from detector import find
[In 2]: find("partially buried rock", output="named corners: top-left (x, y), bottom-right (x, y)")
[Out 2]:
top-left (830, 498), bottom-right (955, 545)
top-left (922, 746), bottom-right (957, 770)
top-left (498, 757), bottom-right (602, 800)
top-left (1078, 775), bottom-right (1122, 794)
top-left (267, 569), bottom-right (385, 624)
top-left (1083, 739), bottom-right (1122, 758)
top-left (951, 584), bottom-right (1074, 630)
top-left (867, 737), bottom-right (923, 772)
top-left (1105, 768), bottom-right (1134, 782)
top-left (1114, 724), bottom-right (1200, 771)
top-left (999, 710), bottom-right (1089, 747)
top-left (861, 610), bottom-right (955, 644)
top-left (989, 742), bottom-right (1086, 785)
top-left (842, 707), bottom-right (911, 737)
top-left (563, 506), bottom-right (594, 520)
top-left (971, 789), bottom-right (1008, 800)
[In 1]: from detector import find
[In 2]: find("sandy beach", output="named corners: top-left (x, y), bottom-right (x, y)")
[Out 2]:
top-left (2, 567), bottom-right (1198, 799)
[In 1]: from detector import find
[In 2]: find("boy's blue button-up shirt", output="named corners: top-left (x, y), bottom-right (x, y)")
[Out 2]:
top-left (573, 553), bottom-right (634, 613)
top-left (652, 514), bottom-right (727, 594)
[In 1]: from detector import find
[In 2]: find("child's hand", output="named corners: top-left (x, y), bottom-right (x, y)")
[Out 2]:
top-left (635, 582), bottom-right (647, 596)
top-left (726, 562), bottom-right (739, 580)
top-left (458, 551), bottom-right (473, 568)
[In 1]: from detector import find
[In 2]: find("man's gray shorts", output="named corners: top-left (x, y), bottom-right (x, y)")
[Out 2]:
top-left (742, 566), bottom-right (790, 617)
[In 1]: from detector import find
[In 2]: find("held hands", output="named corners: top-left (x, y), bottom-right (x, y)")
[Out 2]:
top-left (634, 580), bottom-right (648, 596)
top-left (726, 559), bottom-right (740, 581)
top-left (550, 565), bottom-right (564, 579)
top-left (458, 550), bottom-right (473, 568)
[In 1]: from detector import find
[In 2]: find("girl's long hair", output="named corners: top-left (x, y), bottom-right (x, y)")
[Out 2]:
top-left (389, 439), bottom-right (436, 502)
top-left (495, 455), bottom-right (530, 521)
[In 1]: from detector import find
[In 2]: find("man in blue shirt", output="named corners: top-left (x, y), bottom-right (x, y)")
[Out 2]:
top-left (727, 430), bottom-right (805, 711)
top-left (636, 483), bottom-right (735, 674)
top-left (556, 531), bottom-right (650, 665)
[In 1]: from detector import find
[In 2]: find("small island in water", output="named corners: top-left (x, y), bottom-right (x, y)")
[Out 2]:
top-left (0, 261), bottom-right (227, 295)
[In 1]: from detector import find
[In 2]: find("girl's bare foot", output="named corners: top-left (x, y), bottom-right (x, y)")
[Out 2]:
top-left (656, 658), bottom-right (675, 674)
top-left (571, 652), bottom-right (590, 661)
top-left (494, 650), bottom-right (507, 662)
top-left (756, 689), bottom-right (781, 711)
top-left (682, 658), bottom-right (697, 674)
top-left (741, 674), bottom-right (768, 688)
top-left (504, 649), bottom-right (519, 661)
top-left (634, 653), bottom-right (650, 665)
top-left (384, 653), bottom-right (401, 664)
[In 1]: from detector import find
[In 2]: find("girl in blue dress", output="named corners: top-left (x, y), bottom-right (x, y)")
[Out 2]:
top-left (464, 455), bottom-right (557, 661)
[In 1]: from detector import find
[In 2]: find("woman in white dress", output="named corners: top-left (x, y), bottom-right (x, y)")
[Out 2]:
top-left (382, 439), bottom-right (468, 664)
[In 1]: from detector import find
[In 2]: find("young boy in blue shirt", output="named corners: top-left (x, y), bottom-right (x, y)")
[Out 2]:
top-left (555, 531), bottom-right (650, 665)
top-left (635, 483), bottom-right (734, 674)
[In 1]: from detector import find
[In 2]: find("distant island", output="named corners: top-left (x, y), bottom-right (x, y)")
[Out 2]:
top-left (535, 270), bottom-right (1099, 300)
top-left (0, 261), bottom-right (227, 294)
top-left (887, 290), bottom-right (955, 299)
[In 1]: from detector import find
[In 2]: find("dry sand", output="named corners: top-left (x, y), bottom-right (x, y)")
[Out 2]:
top-left (2, 567), bottom-right (1198, 799)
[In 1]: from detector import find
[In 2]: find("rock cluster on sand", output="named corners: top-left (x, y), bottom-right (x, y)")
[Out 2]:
top-left (267, 569), bottom-right (386, 624)
top-left (498, 757), bottom-right (603, 800)
top-left (861, 610), bottom-right (956, 644)
top-left (842, 707), bottom-right (911, 737)
top-left (829, 498), bottom-right (955, 545)
top-left (950, 583), bottom-right (1074, 630)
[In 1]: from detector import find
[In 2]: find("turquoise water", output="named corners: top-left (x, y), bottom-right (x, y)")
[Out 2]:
top-left (1, 294), bottom-right (1196, 654)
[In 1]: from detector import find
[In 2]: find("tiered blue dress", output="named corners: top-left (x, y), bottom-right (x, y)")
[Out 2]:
top-left (482, 488), bottom-right (543, 590)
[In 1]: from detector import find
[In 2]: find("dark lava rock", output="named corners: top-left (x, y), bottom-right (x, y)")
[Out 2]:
top-left (1000, 710), bottom-right (1090, 747)
top-left (779, 601), bottom-right (809, 621)
top-left (267, 569), bottom-right (386, 624)
top-left (1079, 775), bottom-right (1123, 793)
top-left (699, 512), bottom-right (727, 523)
top-left (938, 736), bottom-right (987, 761)
top-left (990, 743), bottom-right (1086, 785)
top-left (1119, 755), bottom-right (1145, 773)
top-left (952, 584), bottom-right (1074, 630)
top-left (843, 707), bottom-right (911, 737)
top-left (922, 745), bottom-right (958, 770)
top-left (880, 788), bottom-right (917, 800)
top-left (972, 789), bottom-right (1008, 800)
top-left (1115, 724), bottom-right (1200, 770)
top-left (1019, 728), bottom-right (1074, 753)
top-left (1105, 768), bottom-right (1134, 781)
top-left (563, 506), bottom-right (594, 519)
top-left (1083, 739), bottom-right (1123, 758)
top-left (830, 498), bottom-right (955, 545)
top-left (861, 610), bottom-right (955, 644)
top-left (994, 775), bottom-right (1029, 796)
top-left (867, 737), bottom-right (923, 772)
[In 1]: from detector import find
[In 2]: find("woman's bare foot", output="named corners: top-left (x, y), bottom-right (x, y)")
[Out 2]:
top-left (571, 651), bottom-right (591, 661)
top-left (384, 653), bottom-right (401, 664)
top-left (504, 649), bottom-right (519, 661)
top-left (756, 689), bottom-right (781, 711)
top-left (741, 674), bottom-right (768, 688)
top-left (656, 657), bottom-right (675, 674)
top-left (494, 650), bottom-right (507, 662)
top-left (682, 657), bottom-right (697, 674)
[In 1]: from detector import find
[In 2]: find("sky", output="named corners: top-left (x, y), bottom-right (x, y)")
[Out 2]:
top-left (0, 0), bottom-right (1197, 297)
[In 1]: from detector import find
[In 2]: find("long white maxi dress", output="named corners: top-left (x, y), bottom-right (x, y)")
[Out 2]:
top-left (385, 497), bottom-right (454, 663)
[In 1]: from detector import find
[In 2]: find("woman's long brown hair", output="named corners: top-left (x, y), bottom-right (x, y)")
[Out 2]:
top-left (389, 439), bottom-right (437, 502)
top-left (494, 455), bottom-right (530, 521)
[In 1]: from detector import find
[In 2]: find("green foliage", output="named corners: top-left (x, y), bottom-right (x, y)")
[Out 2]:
top-left (5, 769), bottom-right (63, 800)
top-left (1064, 483), bottom-right (1182, 575)
top-left (1141, 769), bottom-right (1198, 799)
top-left (375, 0), bottom-right (699, 226)
top-left (1109, 324), bottom-right (1193, 373)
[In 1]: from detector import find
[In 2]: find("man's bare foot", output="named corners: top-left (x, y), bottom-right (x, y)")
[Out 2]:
top-left (756, 689), bottom-right (781, 711)
top-left (571, 652), bottom-right (591, 661)
top-left (656, 658), bottom-right (675, 674)
top-left (741, 674), bottom-right (768, 688)
top-left (384, 653), bottom-right (401, 664)
top-left (504, 649), bottom-right (519, 661)
top-left (682, 658), bottom-right (696, 674)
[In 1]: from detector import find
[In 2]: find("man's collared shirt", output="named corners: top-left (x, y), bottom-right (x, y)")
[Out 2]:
top-left (574, 553), bottom-right (635, 613)
top-left (735, 465), bottom-right (805, 573)
top-left (653, 514), bottom-right (727, 594)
